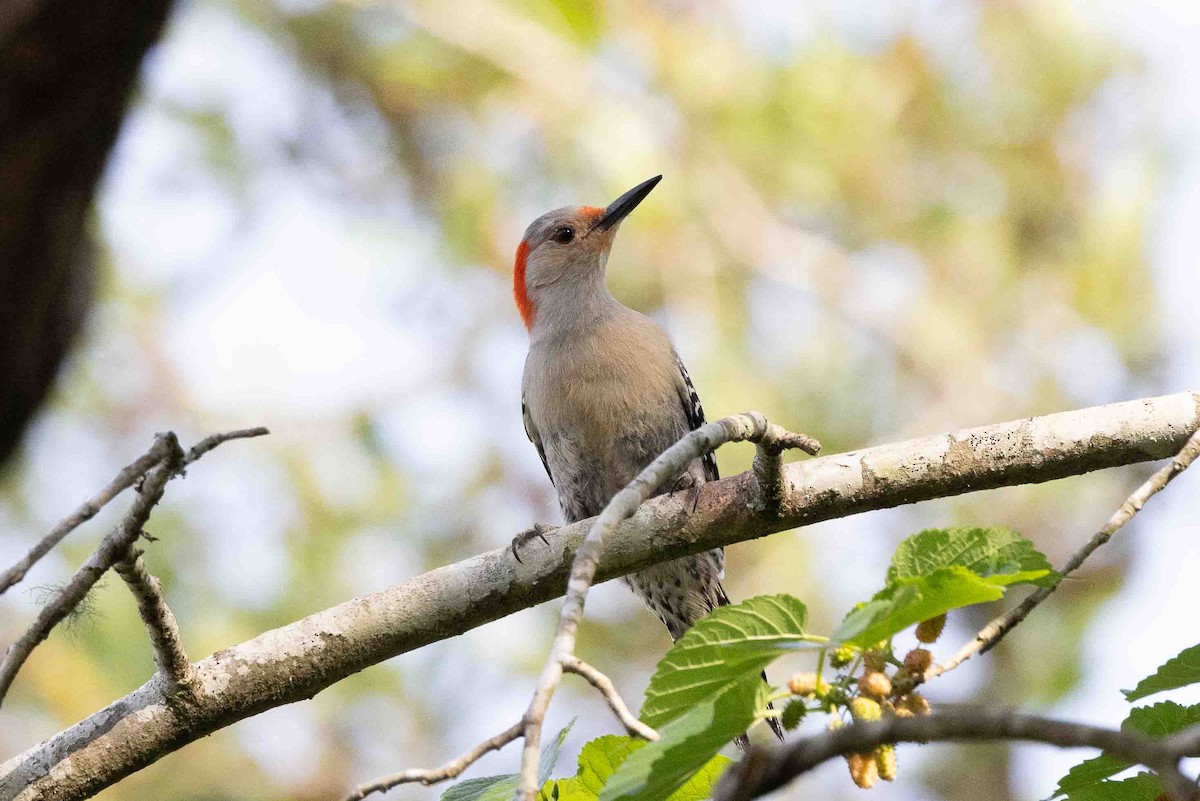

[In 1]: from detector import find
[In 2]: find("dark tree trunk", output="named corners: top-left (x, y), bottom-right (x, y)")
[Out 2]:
top-left (0, 0), bottom-right (173, 464)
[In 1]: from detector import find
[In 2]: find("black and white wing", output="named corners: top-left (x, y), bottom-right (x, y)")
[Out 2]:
top-left (522, 397), bottom-right (554, 487)
top-left (673, 352), bottom-right (719, 483)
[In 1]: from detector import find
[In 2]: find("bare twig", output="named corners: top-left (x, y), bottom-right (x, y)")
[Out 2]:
top-left (924, 426), bottom-right (1200, 683)
top-left (0, 433), bottom-right (184, 707)
top-left (713, 709), bottom-right (1198, 801)
top-left (514, 413), bottom-right (821, 800)
top-left (5, 393), bottom-right (1198, 801)
top-left (562, 656), bottom-right (659, 741)
top-left (0, 435), bottom-right (177, 595)
top-left (343, 722), bottom-right (524, 801)
top-left (182, 426), bottom-right (270, 467)
top-left (113, 551), bottom-right (194, 697)
top-left (0, 426), bottom-right (267, 709)
top-left (0, 427), bottom-right (269, 597)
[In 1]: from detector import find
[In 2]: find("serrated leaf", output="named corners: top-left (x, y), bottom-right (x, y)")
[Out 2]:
top-left (1050, 755), bottom-right (1130, 798)
top-left (1123, 643), bottom-right (1200, 701)
top-left (541, 778), bottom-right (590, 801)
top-left (574, 736), bottom-right (645, 796)
top-left (667, 755), bottom-right (734, 801)
top-left (441, 775), bottom-right (519, 801)
top-left (1062, 772), bottom-right (1163, 801)
top-left (542, 735), bottom-right (731, 801)
top-left (1051, 703), bottom-right (1200, 798)
top-left (442, 720), bottom-right (573, 801)
top-left (835, 566), bottom-right (1004, 646)
top-left (601, 678), bottom-right (762, 801)
top-left (640, 594), bottom-right (807, 728)
top-left (1124, 701), bottom-right (1200, 736)
top-left (889, 527), bottom-right (1057, 588)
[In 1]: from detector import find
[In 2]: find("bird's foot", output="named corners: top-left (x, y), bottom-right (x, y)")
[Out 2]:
top-left (672, 472), bottom-right (703, 513)
top-left (511, 522), bottom-right (558, 564)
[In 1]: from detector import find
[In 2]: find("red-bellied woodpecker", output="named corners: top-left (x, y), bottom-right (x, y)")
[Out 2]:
top-left (512, 175), bottom-right (783, 743)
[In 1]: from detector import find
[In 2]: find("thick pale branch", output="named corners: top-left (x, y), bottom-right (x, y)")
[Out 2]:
top-left (713, 710), bottom-right (1196, 801)
top-left (3, 393), bottom-right (1197, 801)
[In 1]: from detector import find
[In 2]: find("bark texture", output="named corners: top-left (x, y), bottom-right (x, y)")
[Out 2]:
top-left (2, 392), bottom-right (1198, 800)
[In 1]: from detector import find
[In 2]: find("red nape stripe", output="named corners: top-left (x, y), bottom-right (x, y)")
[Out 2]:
top-left (513, 240), bottom-right (534, 330)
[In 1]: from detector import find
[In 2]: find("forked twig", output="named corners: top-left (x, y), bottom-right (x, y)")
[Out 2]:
top-left (923, 426), bottom-right (1200, 684)
top-left (0, 427), bottom-right (269, 707)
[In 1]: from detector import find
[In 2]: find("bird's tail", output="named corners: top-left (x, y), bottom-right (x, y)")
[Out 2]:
top-left (731, 671), bottom-right (785, 750)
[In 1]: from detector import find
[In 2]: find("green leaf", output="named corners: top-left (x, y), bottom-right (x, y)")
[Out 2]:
top-left (441, 775), bottom-right (519, 801)
top-left (1124, 643), bottom-right (1200, 701)
top-left (1051, 703), bottom-right (1200, 798)
top-left (667, 755), bottom-right (734, 801)
top-left (835, 566), bottom-right (1004, 646)
top-left (572, 736), bottom-right (646, 796)
top-left (1061, 772), bottom-right (1163, 801)
top-left (889, 527), bottom-right (1057, 587)
top-left (1051, 755), bottom-right (1131, 798)
top-left (442, 720), bottom-right (573, 801)
top-left (640, 594), bottom-right (807, 728)
top-left (542, 735), bottom-right (731, 801)
top-left (600, 678), bottom-right (762, 801)
top-left (1124, 701), bottom-right (1200, 737)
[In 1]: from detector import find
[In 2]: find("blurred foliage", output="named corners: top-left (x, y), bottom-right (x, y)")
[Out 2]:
top-left (0, 0), bottom-right (1166, 800)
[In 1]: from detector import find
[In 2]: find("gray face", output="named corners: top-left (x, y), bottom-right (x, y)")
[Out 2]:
top-left (515, 177), bottom-right (662, 330)
top-left (519, 204), bottom-right (614, 293)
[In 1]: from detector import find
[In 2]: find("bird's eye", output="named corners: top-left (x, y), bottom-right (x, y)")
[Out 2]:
top-left (551, 226), bottom-right (575, 244)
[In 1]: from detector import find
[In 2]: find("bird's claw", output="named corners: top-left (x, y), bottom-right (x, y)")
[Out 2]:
top-left (671, 472), bottom-right (703, 514)
top-left (511, 522), bottom-right (557, 564)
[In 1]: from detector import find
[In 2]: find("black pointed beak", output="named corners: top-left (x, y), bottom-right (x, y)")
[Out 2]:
top-left (594, 175), bottom-right (662, 231)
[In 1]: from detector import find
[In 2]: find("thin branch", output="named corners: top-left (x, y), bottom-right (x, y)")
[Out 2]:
top-left (4, 393), bottom-right (1198, 801)
top-left (515, 413), bottom-right (821, 799)
top-left (713, 709), bottom-right (1197, 801)
top-left (0, 433), bottom-right (184, 708)
top-left (112, 551), bottom-right (194, 697)
top-left (0, 426), bottom-right (264, 708)
top-left (182, 426), bottom-right (270, 467)
top-left (562, 657), bottom-right (659, 741)
top-left (0, 427), bottom-right (269, 597)
top-left (925, 426), bottom-right (1200, 683)
top-left (343, 722), bottom-right (524, 801)
top-left (0, 435), bottom-right (177, 595)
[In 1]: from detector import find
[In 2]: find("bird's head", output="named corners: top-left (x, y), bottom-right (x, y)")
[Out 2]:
top-left (513, 175), bottom-right (661, 331)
